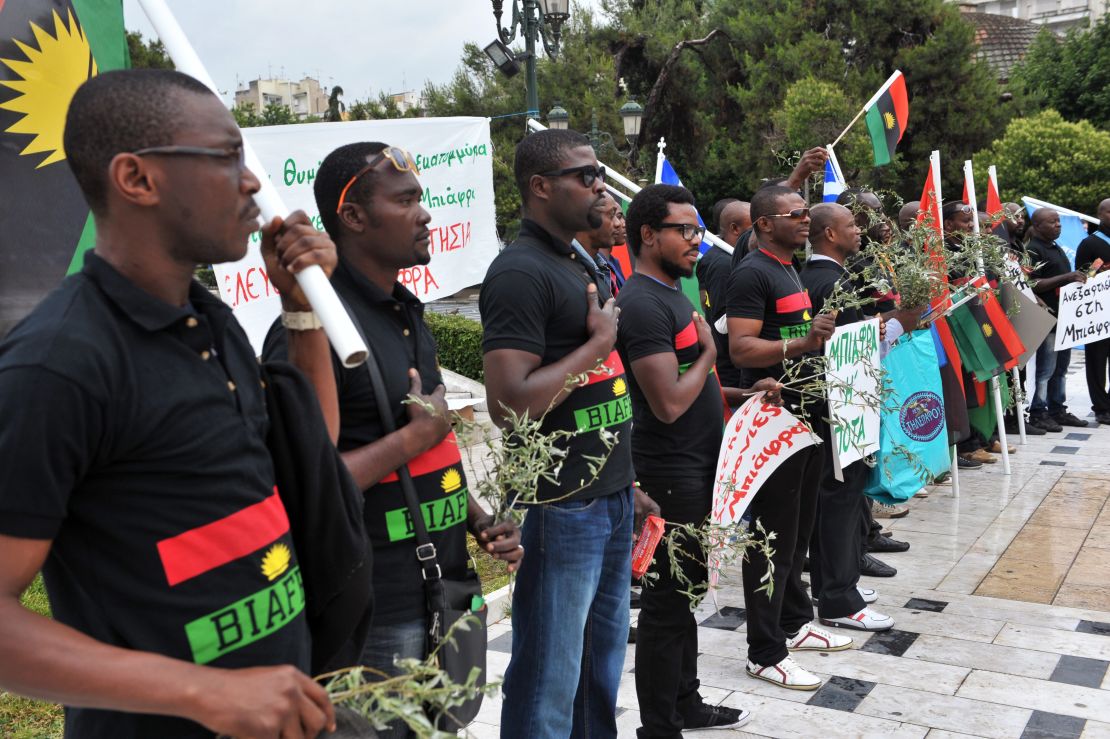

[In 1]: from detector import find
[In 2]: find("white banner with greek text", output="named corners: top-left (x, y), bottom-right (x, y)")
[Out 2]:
top-left (214, 117), bottom-right (497, 351)
top-left (1055, 271), bottom-right (1110, 350)
top-left (826, 318), bottom-right (882, 479)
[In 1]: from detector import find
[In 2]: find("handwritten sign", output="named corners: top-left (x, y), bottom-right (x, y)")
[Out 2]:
top-left (213, 117), bottom-right (498, 351)
top-left (1003, 253), bottom-right (1037, 302)
top-left (711, 394), bottom-right (819, 527)
top-left (825, 318), bottom-right (881, 480)
top-left (1055, 271), bottom-right (1110, 350)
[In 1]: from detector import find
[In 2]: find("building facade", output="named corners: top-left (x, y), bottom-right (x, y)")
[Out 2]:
top-left (956, 0), bottom-right (1107, 33)
top-left (233, 77), bottom-right (330, 120)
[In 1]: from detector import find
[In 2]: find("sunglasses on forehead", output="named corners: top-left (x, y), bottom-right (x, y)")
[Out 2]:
top-left (539, 164), bottom-right (606, 188)
top-left (336, 146), bottom-right (420, 213)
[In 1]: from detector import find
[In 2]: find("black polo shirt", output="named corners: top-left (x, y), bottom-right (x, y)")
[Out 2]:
top-left (0, 253), bottom-right (309, 738)
top-left (264, 258), bottom-right (468, 626)
top-left (726, 247), bottom-right (817, 410)
top-left (480, 219), bottom-right (634, 502)
top-left (616, 273), bottom-right (724, 481)
top-left (1027, 236), bottom-right (1074, 313)
top-left (1076, 226), bottom-right (1110, 273)
top-left (696, 244), bottom-right (742, 388)
top-left (801, 257), bottom-right (865, 325)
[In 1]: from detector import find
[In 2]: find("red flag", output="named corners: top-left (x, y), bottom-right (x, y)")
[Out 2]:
top-left (971, 276), bottom-right (1025, 368)
top-left (985, 173), bottom-right (1003, 219)
top-left (961, 179), bottom-right (969, 206)
top-left (917, 159), bottom-right (948, 312)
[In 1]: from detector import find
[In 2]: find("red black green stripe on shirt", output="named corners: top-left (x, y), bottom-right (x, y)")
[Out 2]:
top-left (380, 432), bottom-right (463, 483)
top-left (157, 490), bottom-right (290, 587)
top-left (775, 291), bottom-right (812, 314)
top-left (674, 321), bottom-right (698, 351)
top-left (580, 350), bottom-right (626, 387)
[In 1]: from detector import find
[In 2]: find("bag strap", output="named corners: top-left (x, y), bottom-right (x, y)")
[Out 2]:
top-left (1095, 231), bottom-right (1110, 246)
top-left (339, 294), bottom-right (444, 584)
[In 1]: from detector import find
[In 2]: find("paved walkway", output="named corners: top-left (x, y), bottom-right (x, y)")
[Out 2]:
top-left (466, 352), bottom-right (1110, 738)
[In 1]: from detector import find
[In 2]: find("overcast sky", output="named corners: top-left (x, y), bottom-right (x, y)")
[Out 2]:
top-left (122, 0), bottom-right (608, 105)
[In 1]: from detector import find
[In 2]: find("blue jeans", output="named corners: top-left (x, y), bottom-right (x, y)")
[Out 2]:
top-left (360, 618), bottom-right (427, 739)
top-left (1031, 332), bottom-right (1070, 415)
top-left (501, 487), bottom-right (633, 739)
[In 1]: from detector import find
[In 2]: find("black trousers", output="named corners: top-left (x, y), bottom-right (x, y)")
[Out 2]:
top-left (742, 443), bottom-right (822, 666)
top-left (861, 497), bottom-right (881, 556)
top-left (635, 476), bottom-right (710, 739)
top-left (1086, 338), bottom-right (1110, 414)
top-left (809, 422), bottom-right (867, 618)
top-left (1004, 367), bottom-right (1027, 424)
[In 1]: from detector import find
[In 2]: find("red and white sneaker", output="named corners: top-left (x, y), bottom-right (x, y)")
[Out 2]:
top-left (785, 622), bottom-right (853, 652)
top-left (820, 606), bottom-right (895, 632)
top-left (746, 655), bottom-right (822, 691)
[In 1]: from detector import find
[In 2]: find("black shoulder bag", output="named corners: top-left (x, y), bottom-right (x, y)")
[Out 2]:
top-left (359, 341), bottom-right (487, 730)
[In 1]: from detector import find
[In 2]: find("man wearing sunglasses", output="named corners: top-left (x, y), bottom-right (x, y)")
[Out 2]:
top-left (726, 185), bottom-right (849, 691)
top-left (480, 130), bottom-right (635, 739)
top-left (616, 184), bottom-right (753, 735)
top-left (0, 70), bottom-right (340, 738)
top-left (263, 141), bottom-right (523, 738)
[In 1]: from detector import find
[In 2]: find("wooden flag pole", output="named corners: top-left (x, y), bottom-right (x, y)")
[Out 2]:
top-left (831, 107), bottom-right (866, 149)
top-left (137, 0), bottom-right (368, 368)
top-left (964, 160), bottom-right (1011, 475)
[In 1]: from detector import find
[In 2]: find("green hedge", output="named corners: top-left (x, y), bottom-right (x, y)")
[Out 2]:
top-left (425, 311), bottom-right (484, 382)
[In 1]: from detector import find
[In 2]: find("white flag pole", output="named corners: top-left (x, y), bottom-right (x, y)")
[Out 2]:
top-left (964, 160), bottom-right (1011, 475)
top-left (930, 151), bottom-right (961, 497)
top-left (992, 165), bottom-right (1028, 445)
top-left (137, 0), bottom-right (368, 367)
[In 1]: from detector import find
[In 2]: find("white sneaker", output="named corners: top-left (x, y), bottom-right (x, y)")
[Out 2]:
top-left (820, 606), bottom-right (895, 632)
top-left (785, 622), bottom-right (853, 651)
top-left (746, 655), bottom-right (822, 691)
top-left (858, 586), bottom-right (879, 603)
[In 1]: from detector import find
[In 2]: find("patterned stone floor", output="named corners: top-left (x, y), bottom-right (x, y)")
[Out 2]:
top-left (466, 351), bottom-right (1110, 738)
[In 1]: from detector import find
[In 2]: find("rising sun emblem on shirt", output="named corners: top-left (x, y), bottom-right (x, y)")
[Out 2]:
top-left (883, 111), bottom-right (896, 130)
top-left (612, 377), bottom-right (627, 396)
top-left (441, 468), bottom-right (462, 493)
top-left (0, 9), bottom-right (97, 168)
top-left (260, 543), bottom-right (292, 581)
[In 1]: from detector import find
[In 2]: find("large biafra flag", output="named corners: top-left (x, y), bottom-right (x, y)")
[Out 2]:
top-left (0, 0), bottom-right (127, 336)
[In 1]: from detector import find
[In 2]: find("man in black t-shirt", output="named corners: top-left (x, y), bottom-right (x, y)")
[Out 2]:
top-left (1026, 208), bottom-right (1089, 431)
top-left (801, 204), bottom-right (897, 634)
top-left (263, 141), bottom-right (522, 737)
top-left (0, 70), bottom-right (338, 738)
top-left (699, 199), bottom-right (751, 396)
top-left (480, 129), bottom-right (639, 738)
top-left (618, 185), bottom-right (755, 736)
top-left (726, 185), bottom-right (849, 691)
top-left (1075, 198), bottom-right (1110, 424)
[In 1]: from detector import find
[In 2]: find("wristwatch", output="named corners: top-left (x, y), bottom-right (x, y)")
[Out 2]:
top-left (281, 310), bottom-right (323, 331)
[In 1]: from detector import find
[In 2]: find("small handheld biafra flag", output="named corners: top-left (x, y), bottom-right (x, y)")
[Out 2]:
top-left (863, 70), bottom-right (909, 167)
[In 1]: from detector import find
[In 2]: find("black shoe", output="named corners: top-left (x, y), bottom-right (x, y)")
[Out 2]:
top-left (1053, 411), bottom-right (1089, 428)
top-left (957, 454), bottom-right (983, 469)
top-left (1096, 412), bottom-right (1110, 425)
top-left (630, 589), bottom-right (641, 610)
top-left (1030, 413), bottom-right (1063, 432)
top-left (802, 555), bottom-right (810, 573)
top-left (628, 626), bottom-right (637, 644)
top-left (860, 553), bottom-right (897, 577)
top-left (1006, 418), bottom-right (1046, 436)
top-left (680, 702), bottom-right (751, 731)
top-left (868, 534), bottom-right (910, 553)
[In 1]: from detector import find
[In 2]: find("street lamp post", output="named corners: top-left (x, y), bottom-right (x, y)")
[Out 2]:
top-left (556, 100), bottom-right (644, 172)
top-left (490, 0), bottom-right (569, 118)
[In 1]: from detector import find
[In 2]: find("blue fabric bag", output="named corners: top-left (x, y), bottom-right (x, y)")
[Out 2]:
top-left (866, 329), bottom-right (951, 504)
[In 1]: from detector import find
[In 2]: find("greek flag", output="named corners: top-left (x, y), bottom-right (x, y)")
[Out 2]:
top-left (658, 156), bottom-right (708, 253)
top-left (823, 147), bottom-right (847, 202)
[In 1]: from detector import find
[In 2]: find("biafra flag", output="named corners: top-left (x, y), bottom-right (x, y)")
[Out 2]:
top-left (947, 285), bottom-right (1023, 383)
top-left (0, 0), bottom-right (127, 336)
top-left (863, 70), bottom-right (909, 167)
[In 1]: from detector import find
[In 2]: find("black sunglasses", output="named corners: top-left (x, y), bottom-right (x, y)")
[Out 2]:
top-left (131, 144), bottom-right (246, 169)
top-left (763, 208), bottom-right (811, 220)
top-left (657, 222), bottom-right (706, 241)
top-left (539, 164), bottom-right (606, 188)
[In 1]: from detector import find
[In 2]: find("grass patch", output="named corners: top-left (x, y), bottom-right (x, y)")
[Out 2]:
top-left (1, 575), bottom-right (63, 738)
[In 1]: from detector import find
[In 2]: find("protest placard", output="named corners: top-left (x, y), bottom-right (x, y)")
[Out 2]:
top-left (1054, 270), bottom-right (1110, 351)
top-left (1001, 282), bottom-right (1056, 367)
top-left (213, 117), bottom-right (498, 351)
top-left (825, 318), bottom-right (881, 480)
top-left (711, 393), bottom-right (819, 527)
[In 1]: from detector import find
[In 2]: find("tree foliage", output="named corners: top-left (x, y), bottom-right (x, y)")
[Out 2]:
top-left (126, 31), bottom-right (173, 70)
top-left (972, 109), bottom-right (1110, 215)
top-left (424, 0), bottom-right (1014, 234)
top-left (1010, 16), bottom-right (1110, 131)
